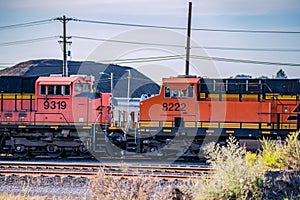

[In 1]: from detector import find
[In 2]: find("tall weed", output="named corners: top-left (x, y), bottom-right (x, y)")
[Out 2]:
top-left (191, 137), bottom-right (265, 200)
top-left (260, 138), bottom-right (286, 169)
top-left (284, 132), bottom-right (300, 170)
top-left (260, 132), bottom-right (300, 170)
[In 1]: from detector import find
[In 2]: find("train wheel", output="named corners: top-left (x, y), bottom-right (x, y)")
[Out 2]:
top-left (46, 145), bottom-right (62, 158)
top-left (14, 145), bottom-right (28, 158)
top-left (78, 145), bottom-right (91, 158)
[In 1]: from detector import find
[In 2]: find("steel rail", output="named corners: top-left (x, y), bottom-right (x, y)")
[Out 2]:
top-left (0, 161), bottom-right (211, 180)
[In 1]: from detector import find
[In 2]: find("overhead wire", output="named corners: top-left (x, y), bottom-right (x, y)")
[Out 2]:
top-left (190, 55), bottom-right (300, 67)
top-left (73, 35), bottom-right (300, 52)
top-left (0, 17), bottom-right (299, 68)
top-left (1, 34), bottom-right (299, 53)
top-left (74, 18), bottom-right (300, 34)
top-left (99, 55), bottom-right (185, 64)
top-left (0, 19), bottom-right (56, 31)
top-left (0, 36), bottom-right (59, 47)
top-left (1, 17), bottom-right (299, 34)
top-left (98, 54), bottom-right (300, 67)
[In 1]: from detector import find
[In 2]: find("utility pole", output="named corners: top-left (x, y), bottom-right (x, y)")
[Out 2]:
top-left (110, 72), bottom-right (114, 96)
top-left (127, 69), bottom-right (131, 129)
top-left (56, 16), bottom-right (72, 77)
top-left (185, 2), bottom-right (192, 76)
top-left (127, 69), bottom-right (131, 100)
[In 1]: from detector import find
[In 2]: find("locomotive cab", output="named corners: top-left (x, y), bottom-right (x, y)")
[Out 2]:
top-left (139, 75), bottom-right (200, 130)
top-left (35, 75), bottom-right (111, 125)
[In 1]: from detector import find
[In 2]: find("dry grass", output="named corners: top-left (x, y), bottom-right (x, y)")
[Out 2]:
top-left (89, 168), bottom-right (191, 200)
top-left (0, 193), bottom-right (53, 200)
top-left (0, 193), bottom-right (83, 200)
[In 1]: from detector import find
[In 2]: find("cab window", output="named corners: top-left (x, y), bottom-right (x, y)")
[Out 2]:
top-left (187, 86), bottom-right (194, 97)
top-left (164, 87), bottom-right (171, 97)
top-left (64, 85), bottom-right (70, 95)
top-left (164, 86), bottom-right (194, 98)
top-left (40, 85), bottom-right (70, 96)
top-left (48, 85), bottom-right (55, 95)
top-left (75, 83), bottom-right (90, 92)
top-left (40, 85), bottom-right (46, 95)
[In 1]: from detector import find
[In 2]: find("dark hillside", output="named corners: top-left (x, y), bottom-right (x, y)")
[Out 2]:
top-left (0, 59), bottom-right (160, 98)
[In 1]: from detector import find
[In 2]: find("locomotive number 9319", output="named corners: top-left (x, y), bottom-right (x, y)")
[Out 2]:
top-left (43, 100), bottom-right (67, 110)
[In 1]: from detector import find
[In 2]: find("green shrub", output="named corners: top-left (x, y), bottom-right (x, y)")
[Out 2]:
top-left (260, 132), bottom-right (300, 170)
top-left (244, 151), bottom-right (257, 168)
top-left (191, 137), bottom-right (264, 200)
top-left (260, 138), bottom-right (286, 169)
top-left (189, 133), bottom-right (300, 199)
top-left (284, 132), bottom-right (300, 170)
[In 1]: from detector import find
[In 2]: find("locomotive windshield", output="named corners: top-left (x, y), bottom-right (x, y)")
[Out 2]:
top-left (74, 83), bottom-right (90, 92)
top-left (164, 86), bottom-right (194, 98)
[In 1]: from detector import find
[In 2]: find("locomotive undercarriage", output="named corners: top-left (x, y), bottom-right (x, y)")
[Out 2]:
top-left (0, 125), bottom-right (297, 160)
top-left (0, 126), bottom-right (93, 158)
top-left (110, 127), bottom-right (295, 160)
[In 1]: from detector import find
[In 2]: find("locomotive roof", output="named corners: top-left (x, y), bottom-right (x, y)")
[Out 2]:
top-left (162, 76), bottom-right (200, 84)
top-left (36, 76), bottom-right (83, 85)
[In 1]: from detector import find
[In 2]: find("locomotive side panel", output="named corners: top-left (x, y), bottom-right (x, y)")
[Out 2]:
top-left (73, 96), bottom-right (89, 124)
top-left (0, 95), bottom-right (35, 112)
top-left (197, 101), bottom-right (272, 123)
top-left (0, 94), bottom-right (36, 125)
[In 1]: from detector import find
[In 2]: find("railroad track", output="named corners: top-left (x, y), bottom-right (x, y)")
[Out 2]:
top-left (0, 161), bottom-right (212, 180)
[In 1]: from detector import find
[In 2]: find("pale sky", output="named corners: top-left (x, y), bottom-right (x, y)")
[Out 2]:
top-left (0, 0), bottom-right (300, 81)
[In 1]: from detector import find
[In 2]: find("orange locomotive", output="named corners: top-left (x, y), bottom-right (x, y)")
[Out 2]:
top-left (0, 73), bottom-right (299, 159)
top-left (135, 75), bottom-right (300, 158)
top-left (0, 75), bottom-right (111, 157)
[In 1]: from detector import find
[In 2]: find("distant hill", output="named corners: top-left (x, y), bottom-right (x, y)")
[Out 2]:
top-left (0, 59), bottom-right (160, 98)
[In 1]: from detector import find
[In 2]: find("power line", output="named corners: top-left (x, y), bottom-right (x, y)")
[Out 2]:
top-left (1, 54), bottom-right (299, 70)
top-left (191, 55), bottom-right (300, 67)
top-left (74, 18), bottom-right (186, 30)
top-left (99, 55), bottom-right (184, 64)
top-left (1, 17), bottom-right (300, 34)
top-left (98, 54), bottom-right (300, 66)
top-left (201, 46), bottom-right (300, 52)
top-left (73, 35), bottom-right (300, 52)
top-left (2, 33), bottom-right (298, 52)
top-left (0, 19), bottom-right (55, 30)
top-left (0, 36), bottom-right (59, 47)
top-left (72, 35), bottom-right (184, 48)
top-left (192, 28), bottom-right (300, 34)
top-left (1, 17), bottom-right (299, 68)
top-left (74, 18), bottom-right (300, 34)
